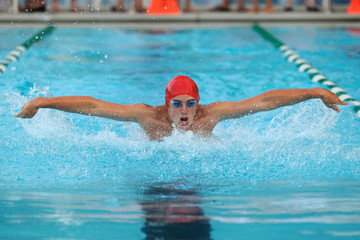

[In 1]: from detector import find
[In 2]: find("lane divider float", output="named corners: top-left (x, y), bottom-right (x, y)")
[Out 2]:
top-left (0, 24), bottom-right (55, 75)
top-left (252, 24), bottom-right (360, 117)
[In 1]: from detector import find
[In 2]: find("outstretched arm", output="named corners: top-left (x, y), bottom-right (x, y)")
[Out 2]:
top-left (210, 88), bottom-right (348, 121)
top-left (14, 96), bottom-right (148, 122)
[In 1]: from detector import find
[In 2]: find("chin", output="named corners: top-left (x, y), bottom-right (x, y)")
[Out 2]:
top-left (177, 123), bottom-right (191, 130)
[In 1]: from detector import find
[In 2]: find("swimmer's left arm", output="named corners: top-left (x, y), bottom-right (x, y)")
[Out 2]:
top-left (212, 88), bottom-right (348, 121)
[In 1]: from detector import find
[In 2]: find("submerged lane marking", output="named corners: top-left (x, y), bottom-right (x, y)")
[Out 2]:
top-left (252, 24), bottom-right (360, 118)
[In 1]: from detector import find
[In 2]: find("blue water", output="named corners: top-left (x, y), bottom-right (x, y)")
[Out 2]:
top-left (0, 27), bottom-right (360, 239)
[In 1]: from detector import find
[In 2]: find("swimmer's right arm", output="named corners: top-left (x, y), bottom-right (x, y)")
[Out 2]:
top-left (14, 96), bottom-right (148, 122)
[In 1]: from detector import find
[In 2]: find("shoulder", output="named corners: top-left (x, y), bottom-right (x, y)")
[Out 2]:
top-left (195, 103), bottom-right (224, 121)
top-left (197, 102), bottom-right (232, 115)
top-left (135, 103), bottom-right (166, 113)
top-left (133, 103), bottom-right (167, 120)
top-left (197, 101), bottom-right (249, 121)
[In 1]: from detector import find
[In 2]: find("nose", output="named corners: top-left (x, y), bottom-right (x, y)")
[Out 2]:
top-left (181, 105), bottom-right (188, 114)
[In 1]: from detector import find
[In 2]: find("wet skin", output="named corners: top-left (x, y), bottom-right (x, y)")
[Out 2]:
top-left (15, 88), bottom-right (348, 141)
top-left (168, 95), bottom-right (198, 130)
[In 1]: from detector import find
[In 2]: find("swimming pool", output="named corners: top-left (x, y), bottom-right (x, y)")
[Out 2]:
top-left (1, 26), bottom-right (360, 239)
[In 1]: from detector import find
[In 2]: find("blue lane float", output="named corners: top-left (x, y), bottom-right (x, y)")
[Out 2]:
top-left (253, 24), bottom-right (360, 118)
top-left (0, 24), bottom-right (55, 75)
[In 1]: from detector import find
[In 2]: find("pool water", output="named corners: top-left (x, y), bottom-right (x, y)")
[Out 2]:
top-left (1, 27), bottom-right (360, 239)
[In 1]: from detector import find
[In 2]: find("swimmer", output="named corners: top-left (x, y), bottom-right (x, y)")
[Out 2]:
top-left (15, 75), bottom-right (348, 141)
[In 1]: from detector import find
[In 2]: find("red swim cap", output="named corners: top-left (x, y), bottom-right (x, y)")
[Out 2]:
top-left (165, 75), bottom-right (200, 107)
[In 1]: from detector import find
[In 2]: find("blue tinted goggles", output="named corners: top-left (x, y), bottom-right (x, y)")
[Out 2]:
top-left (170, 99), bottom-right (197, 108)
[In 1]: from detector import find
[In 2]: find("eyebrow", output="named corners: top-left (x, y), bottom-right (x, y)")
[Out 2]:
top-left (172, 99), bottom-right (196, 102)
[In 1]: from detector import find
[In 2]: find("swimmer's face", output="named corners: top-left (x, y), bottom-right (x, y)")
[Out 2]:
top-left (168, 95), bottom-right (198, 130)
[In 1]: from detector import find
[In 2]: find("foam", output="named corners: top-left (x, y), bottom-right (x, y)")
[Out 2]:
top-left (3, 89), bottom-right (360, 189)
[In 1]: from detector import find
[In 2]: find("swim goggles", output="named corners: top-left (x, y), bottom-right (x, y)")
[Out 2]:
top-left (170, 99), bottom-right (197, 108)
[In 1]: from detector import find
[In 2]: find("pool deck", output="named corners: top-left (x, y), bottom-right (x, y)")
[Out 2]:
top-left (1, 6), bottom-right (359, 28)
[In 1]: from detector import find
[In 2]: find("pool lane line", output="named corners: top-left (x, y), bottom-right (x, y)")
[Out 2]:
top-left (0, 24), bottom-right (56, 75)
top-left (252, 24), bottom-right (360, 118)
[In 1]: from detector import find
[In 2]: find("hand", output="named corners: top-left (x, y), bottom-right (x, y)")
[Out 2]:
top-left (14, 97), bottom-right (43, 118)
top-left (317, 88), bottom-right (348, 112)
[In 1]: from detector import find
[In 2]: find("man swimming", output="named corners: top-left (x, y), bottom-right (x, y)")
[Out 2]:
top-left (15, 75), bottom-right (347, 141)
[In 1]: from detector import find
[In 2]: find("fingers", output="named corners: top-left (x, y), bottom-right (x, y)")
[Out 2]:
top-left (338, 100), bottom-right (348, 106)
top-left (14, 111), bottom-right (33, 118)
top-left (327, 91), bottom-right (348, 106)
top-left (328, 103), bottom-right (341, 112)
top-left (14, 112), bottom-right (28, 118)
top-left (325, 102), bottom-right (340, 112)
top-left (331, 105), bottom-right (341, 112)
top-left (333, 94), bottom-right (348, 105)
top-left (323, 93), bottom-right (349, 111)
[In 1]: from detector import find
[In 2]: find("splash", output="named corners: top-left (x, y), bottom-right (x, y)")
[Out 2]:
top-left (2, 88), bottom-right (360, 190)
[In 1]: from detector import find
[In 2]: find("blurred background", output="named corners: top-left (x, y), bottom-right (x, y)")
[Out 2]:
top-left (0, 0), bottom-right (351, 13)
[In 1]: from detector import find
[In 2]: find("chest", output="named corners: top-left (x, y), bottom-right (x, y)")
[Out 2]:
top-left (141, 119), bottom-right (173, 140)
top-left (141, 113), bottom-right (218, 140)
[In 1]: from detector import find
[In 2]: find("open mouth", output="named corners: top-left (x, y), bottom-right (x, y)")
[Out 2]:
top-left (180, 117), bottom-right (189, 125)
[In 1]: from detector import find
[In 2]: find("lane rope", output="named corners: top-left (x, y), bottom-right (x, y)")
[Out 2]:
top-left (252, 24), bottom-right (360, 118)
top-left (0, 24), bottom-right (55, 75)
